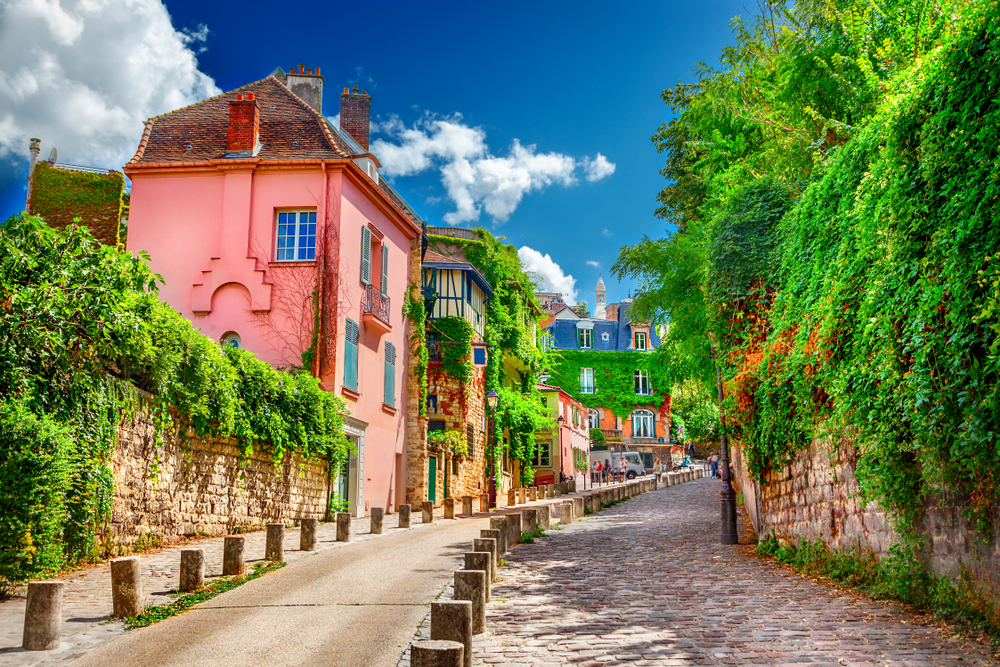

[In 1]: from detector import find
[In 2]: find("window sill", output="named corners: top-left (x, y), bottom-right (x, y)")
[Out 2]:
top-left (341, 387), bottom-right (360, 401)
top-left (271, 260), bottom-right (316, 267)
top-left (381, 403), bottom-right (397, 415)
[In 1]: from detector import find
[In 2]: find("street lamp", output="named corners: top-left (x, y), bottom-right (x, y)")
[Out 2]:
top-left (707, 332), bottom-right (739, 545)
top-left (486, 389), bottom-right (499, 509)
top-left (557, 414), bottom-right (565, 485)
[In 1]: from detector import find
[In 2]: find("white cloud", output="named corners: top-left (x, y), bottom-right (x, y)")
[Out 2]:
top-left (518, 246), bottom-right (578, 305)
top-left (371, 113), bottom-right (615, 225)
top-left (582, 152), bottom-right (616, 182)
top-left (586, 260), bottom-right (600, 269)
top-left (0, 0), bottom-right (220, 171)
top-left (602, 229), bottom-right (612, 237)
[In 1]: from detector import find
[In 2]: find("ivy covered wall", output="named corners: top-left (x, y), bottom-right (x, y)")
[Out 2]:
top-left (28, 162), bottom-right (125, 246)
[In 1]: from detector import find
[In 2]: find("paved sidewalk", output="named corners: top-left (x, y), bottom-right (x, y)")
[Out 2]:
top-left (478, 478), bottom-right (997, 666)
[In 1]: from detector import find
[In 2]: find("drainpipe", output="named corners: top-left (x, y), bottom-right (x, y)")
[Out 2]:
top-left (25, 138), bottom-right (40, 213)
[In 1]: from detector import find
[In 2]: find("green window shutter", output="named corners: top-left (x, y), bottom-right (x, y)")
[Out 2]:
top-left (361, 226), bottom-right (372, 285)
top-left (381, 245), bottom-right (389, 297)
top-left (344, 319), bottom-right (359, 392)
top-left (384, 341), bottom-right (396, 407)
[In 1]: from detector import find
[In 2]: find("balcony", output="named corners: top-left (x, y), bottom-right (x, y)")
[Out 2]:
top-left (362, 283), bottom-right (391, 336)
top-left (599, 428), bottom-right (623, 442)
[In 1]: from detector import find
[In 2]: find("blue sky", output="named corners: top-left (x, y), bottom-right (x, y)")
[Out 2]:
top-left (0, 0), bottom-right (746, 304)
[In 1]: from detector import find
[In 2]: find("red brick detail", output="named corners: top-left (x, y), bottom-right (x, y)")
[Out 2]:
top-left (340, 86), bottom-right (370, 150)
top-left (227, 96), bottom-right (260, 153)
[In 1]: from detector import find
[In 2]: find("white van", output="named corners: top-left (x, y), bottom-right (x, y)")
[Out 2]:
top-left (590, 449), bottom-right (646, 480)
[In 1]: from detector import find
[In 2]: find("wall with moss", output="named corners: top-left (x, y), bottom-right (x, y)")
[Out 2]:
top-left (29, 162), bottom-right (124, 245)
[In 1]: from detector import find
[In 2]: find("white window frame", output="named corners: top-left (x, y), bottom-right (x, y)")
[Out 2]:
top-left (632, 410), bottom-right (654, 438)
top-left (634, 369), bottom-right (651, 395)
top-left (580, 367), bottom-right (595, 394)
top-left (275, 210), bottom-right (317, 262)
top-left (588, 409), bottom-right (600, 429)
top-left (578, 328), bottom-right (592, 349)
top-left (532, 440), bottom-right (551, 468)
top-left (635, 331), bottom-right (648, 350)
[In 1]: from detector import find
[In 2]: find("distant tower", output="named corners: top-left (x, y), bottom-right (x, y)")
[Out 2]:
top-left (594, 272), bottom-right (607, 319)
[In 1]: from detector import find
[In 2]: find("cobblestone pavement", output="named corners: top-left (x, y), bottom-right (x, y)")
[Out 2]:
top-left (477, 478), bottom-right (997, 667)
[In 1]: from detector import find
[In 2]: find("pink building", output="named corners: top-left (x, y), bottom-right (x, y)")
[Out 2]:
top-left (534, 383), bottom-right (591, 487)
top-left (124, 65), bottom-right (422, 518)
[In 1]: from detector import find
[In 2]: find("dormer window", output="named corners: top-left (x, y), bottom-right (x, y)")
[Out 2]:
top-left (578, 328), bottom-right (592, 349)
top-left (635, 332), bottom-right (648, 350)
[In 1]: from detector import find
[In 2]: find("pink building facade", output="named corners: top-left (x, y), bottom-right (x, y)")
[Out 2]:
top-left (534, 383), bottom-right (591, 487)
top-left (125, 67), bottom-right (422, 517)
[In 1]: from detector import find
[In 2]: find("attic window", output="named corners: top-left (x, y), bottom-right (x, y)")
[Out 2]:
top-left (601, 332), bottom-right (610, 342)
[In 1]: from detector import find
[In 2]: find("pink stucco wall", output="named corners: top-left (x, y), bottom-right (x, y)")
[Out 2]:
top-left (126, 162), bottom-right (417, 518)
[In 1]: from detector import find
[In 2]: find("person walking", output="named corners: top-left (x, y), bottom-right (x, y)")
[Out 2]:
top-left (710, 452), bottom-right (720, 478)
top-left (618, 457), bottom-right (627, 482)
top-left (689, 441), bottom-right (695, 460)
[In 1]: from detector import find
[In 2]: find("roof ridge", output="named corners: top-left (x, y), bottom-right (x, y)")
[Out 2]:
top-left (269, 76), bottom-right (353, 157)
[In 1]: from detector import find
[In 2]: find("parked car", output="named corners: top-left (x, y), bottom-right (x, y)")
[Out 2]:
top-left (589, 449), bottom-right (646, 480)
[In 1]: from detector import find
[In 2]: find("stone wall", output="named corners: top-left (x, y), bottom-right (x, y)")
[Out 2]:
top-left (743, 433), bottom-right (1000, 602)
top-left (105, 408), bottom-right (330, 545)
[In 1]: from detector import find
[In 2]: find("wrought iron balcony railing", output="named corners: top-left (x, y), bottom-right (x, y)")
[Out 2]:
top-left (363, 283), bottom-right (390, 326)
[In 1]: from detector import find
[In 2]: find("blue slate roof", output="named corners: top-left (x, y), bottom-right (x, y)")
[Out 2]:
top-left (545, 300), bottom-right (661, 351)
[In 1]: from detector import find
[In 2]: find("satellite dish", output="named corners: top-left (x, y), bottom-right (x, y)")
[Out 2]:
top-left (48, 148), bottom-right (57, 164)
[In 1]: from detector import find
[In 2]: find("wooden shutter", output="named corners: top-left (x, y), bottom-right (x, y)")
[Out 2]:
top-left (383, 342), bottom-right (396, 407)
top-left (380, 245), bottom-right (389, 297)
top-left (344, 319), bottom-right (359, 392)
top-left (361, 226), bottom-right (372, 285)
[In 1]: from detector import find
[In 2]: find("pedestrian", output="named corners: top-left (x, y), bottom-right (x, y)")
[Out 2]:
top-left (710, 452), bottom-right (720, 478)
top-left (604, 459), bottom-right (611, 482)
top-left (689, 441), bottom-right (695, 460)
top-left (618, 457), bottom-right (627, 482)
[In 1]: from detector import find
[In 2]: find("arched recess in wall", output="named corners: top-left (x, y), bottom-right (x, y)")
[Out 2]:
top-left (210, 282), bottom-right (253, 345)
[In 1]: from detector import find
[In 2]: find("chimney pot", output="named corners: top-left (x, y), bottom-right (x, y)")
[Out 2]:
top-left (289, 68), bottom-right (294, 74)
top-left (352, 84), bottom-right (359, 94)
top-left (315, 67), bottom-right (321, 75)
top-left (306, 69), bottom-right (312, 76)
top-left (247, 92), bottom-right (254, 100)
top-left (344, 87), bottom-right (348, 94)
top-left (299, 64), bottom-right (304, 74)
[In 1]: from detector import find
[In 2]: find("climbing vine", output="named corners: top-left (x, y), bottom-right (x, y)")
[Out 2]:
top-left (546, 349), bottom-right (670, 418)
top-left (29, 162), bottom-right (125, 245)
top-left (403, 285), bottom-right (428, 416)
top-left (428, 316), bottom-right (474, 384)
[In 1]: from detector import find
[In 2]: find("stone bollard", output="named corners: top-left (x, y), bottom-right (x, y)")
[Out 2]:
top-left (444, 498), bottom-right (455, 520)
top-left (474, 538), bottom-right (498, 580)
top-left (482, 527), bottom-right (506, 556)
top-left (464, 552), bottom-right (492, 601)
top-left (505, 512), bottom-right (522, 545)
top-left (529, 486), bottom-right (537, 502)
top-left (423, 501), bottom-right (434, 524)
top-left (522, 508), bottom-right (538, 536)
top-left (179, 548), bottom-right (205, 592)
top-left (399, 504), bottom-right (412, 528)
top-left (110, 556), bottom-right (143, 618)
top-left (573, 496), bottom-right (584, 519)
top-left (488, 518), bottom-right (509, 552)
top-left (223, 536), bottom-right (245, 576)
top-left (410, 639), bottom-right (464, 667)
top-left (371, 507), bottom-right (385, 534)
top-left (568, 480), bottom-right (576, 493)
top-left (479, 493), bottom-right (489, 512)
top-left (560, 500), bottom-right (574, 525)
top-left (431, 600), bottom-right (473, 667)
top-left (507, 488), bottom-right (516, 506)
top-left (462, 496), bottom-right (473, 517)
top-left (537, 504), bottom-right (551, 531)
top-left (454, 570), bottom-right (487, 635)
top-left (538, 484), bottom-right (546, 499)
top-left (336, 512), bottom-right (352, 542)
top-left (517, 487), bottom-right (526, 504)
top-left (590, 493), bottom-right (602, 514)
top-left (667, 473), bottom-right (676, 486)
top-left (552, 484), bottom-right (562, 498)
top-left (265, 523), bottom-right (284, 562)
top-left (300, 518), bottom-right (318, 551)
top-left (21, 581), bottom-right (65, 650)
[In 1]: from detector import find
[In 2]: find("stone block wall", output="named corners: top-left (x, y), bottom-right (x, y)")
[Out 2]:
top-left (745, 433), bottom-right (1000, 602)
top-left (105, 408), bottom-right (330, 545)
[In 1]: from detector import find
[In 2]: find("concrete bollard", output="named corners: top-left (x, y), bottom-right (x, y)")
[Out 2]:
top-left (590, 493), bottom-right (602, 514)
top-left (430, 600), bottom-right (473, 667)
top-left (179, 548), bottom-right (204, 592)
top-left (444, 498), bottom-right (455, 520)
top-left (464, 552), bottom-right (492, 601)
top-left (479, 493), bottom-right (489, 512)
top-left (482, 527), bottom-right (506, 556)
top-left (667, 473), bottom-right (675, 487)
top-left (517, 487), bottom-right (526, 504)
top-left (507, 489), bottom-right (516, 506)
top-left (537, 504), bottom-right (551, 531)
top-left (529, 486), bottom-right (537, 501)
top-left (300, 517), bottom-right (318, 551)
top-left (423, 501), bottom-right (434, 524)
top-left (110, 556), bottom-right (143, 618)
top-left (371, 507), bottom-right (385, 534)
top-left (462, 496), bottom-right (473, 517)
top-left (488, 519), bottom-right (509, 552)
top-left (560, 500), bottom-right (574, 525)
top-left (223, 536), bottom-right (245, 576)
top-left (265, 523), bottom-right (284, 562)
top-left (553, 484), bottom-right (562, 498)
top-left (474, 538), bottom-right (498, 580)
top-left (568, 480), bottom-right (576, 493)
top-left (521, 508), bottom-right (538, 536)
top-left (399, 504), bottom-right (412, 528)
top-left (410, 639), bottom-right (464, 667)
top-left (505, 512), bottom-right (522, 545)
top-left (454, 570), bottom-right (487, 635)
top-left (573, 496), bottom-right (584, 519)
top-left (336, 512), bottom-right (352, 542)
top-left (21, 581), bottom-right (65, 650)
top-left (538, 484), bottom-right (546, 499)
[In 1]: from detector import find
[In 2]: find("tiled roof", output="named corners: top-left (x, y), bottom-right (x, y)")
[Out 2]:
top-left (535, 382), bottom-right (563, 393)
top-left (130, 77), bottom-right (355, 164)
top-left (545, 305), bottom-right (661, 352)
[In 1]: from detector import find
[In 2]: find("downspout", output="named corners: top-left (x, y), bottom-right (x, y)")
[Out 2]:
top-left (315, 161), bottom-right (328, 379)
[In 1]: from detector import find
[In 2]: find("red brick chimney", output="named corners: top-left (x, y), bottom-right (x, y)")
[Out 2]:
top-left (227, 93), bottom-right (260, 154)
top-left (339, 84), bottom-right (370, 151)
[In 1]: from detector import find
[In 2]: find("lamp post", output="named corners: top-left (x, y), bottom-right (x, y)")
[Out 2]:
top-left (486, 390), bottom-right (499, 509)
top-left (557, 414), bottom-right (565, 484)
top-left (707, 333), bottom-right (739, 545)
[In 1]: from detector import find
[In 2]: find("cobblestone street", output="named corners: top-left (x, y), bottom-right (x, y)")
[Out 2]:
top-left (479, 478), bottom-right (997, 666)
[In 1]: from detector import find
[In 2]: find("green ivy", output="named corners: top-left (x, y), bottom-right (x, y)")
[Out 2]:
top-left (429, 316), bottom-right (474, 384)
top-left (30, 162), bottom-right (125, 245)
top-left (545, 349), bottom-right (669, 418)
top-left (403, 284), bottom-right (429, 417)
top-left (428, 429), bottom-right (468, 457)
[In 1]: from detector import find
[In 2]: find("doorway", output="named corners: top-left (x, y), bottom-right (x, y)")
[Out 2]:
top-left (428, 456), bottom-right (437, 504)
